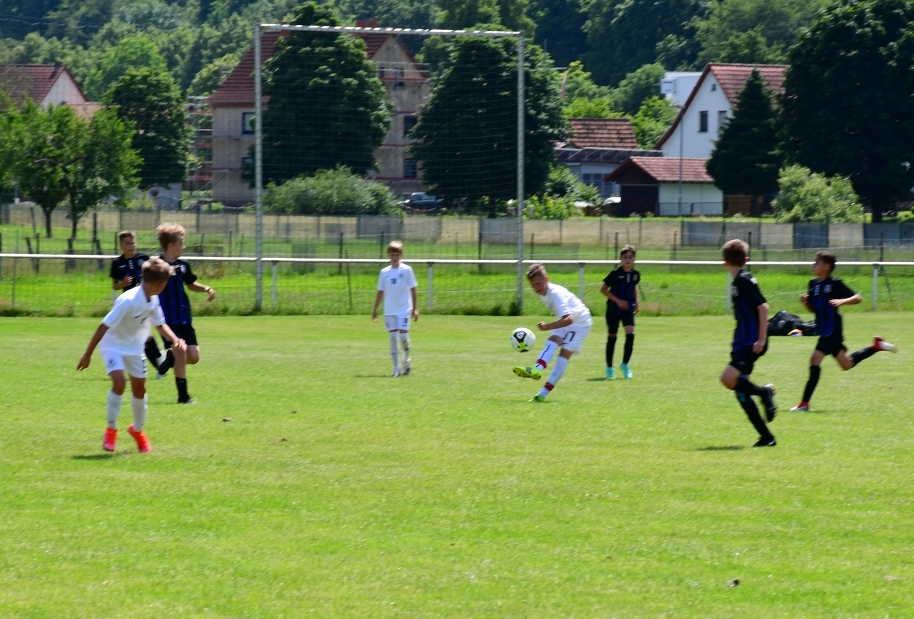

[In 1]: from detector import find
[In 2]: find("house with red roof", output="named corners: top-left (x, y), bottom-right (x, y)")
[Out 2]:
top-left (605, 157), bottom-right (723, 217)
top-left (207, 21), bottom-right (429, 206)
top-left (655, 63), bottom-right (787, 159)
top-left (0, 63), bottom-right (97, 116)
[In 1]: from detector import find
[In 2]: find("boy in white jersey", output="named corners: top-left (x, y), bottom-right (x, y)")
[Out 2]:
top-left (372, 241), bottom-right (419, 376)
top-left (513, 263), bottom-right (593, 401)
top-left (77, 258), bottom-right (187, 453)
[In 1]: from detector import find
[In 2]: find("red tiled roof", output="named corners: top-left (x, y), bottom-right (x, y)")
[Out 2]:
top-left (208, 30), bottom-right (413, 106)
top-left (710, 63), bottom-right (787, 104)
top-left (566, 118), bottom-right (638, 149)
top-left (655, 63), bottom-right (787, 149)
top-left (0, 64), bottom-right (84, 107)
top-left (606, 157), bottom-right (714, 184)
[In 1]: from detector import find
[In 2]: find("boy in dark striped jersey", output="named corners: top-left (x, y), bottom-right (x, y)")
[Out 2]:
top-left (719, 240), bottom-right (778, 447)
top-left (600, 244), bottom-right (639, 379)
top-left (154, 223), bottom-right (217, 404)
top-left (110, 230), bottom-right (164, 369)
top-left (790, 251), bottom-right (896, 412)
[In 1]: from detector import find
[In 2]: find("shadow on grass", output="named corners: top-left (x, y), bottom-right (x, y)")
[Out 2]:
top-left (71, 454), bottom-right (115, 460)
top-left (696, 445), bottom-right (745, 452)
top-left (354, 374), bottom-right (400, 379)
top-left (586, 377), bottom-right (609, 382)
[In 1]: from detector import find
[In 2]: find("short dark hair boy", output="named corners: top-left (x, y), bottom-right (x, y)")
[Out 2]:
top-left (599, 244), bottom-right (639, 379)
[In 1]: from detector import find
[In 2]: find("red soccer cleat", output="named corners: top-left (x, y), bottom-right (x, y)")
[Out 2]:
top-left (103, 428), bottom-right (117, 452)
top-left (128, 425), bottom-right (151, 453)
top-left (873, 336), bottom-right (897, 353)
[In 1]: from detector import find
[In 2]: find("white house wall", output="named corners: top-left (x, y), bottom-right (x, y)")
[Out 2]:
top-left (660, 73), bottom-right (730, 159)
top-left (42, 72), bottom-right (86, 106)
top-left (658, 182), bottom-right (723, 215)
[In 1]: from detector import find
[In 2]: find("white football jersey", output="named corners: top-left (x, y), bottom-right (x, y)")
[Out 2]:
top-left (100, 286), bottom-right (166, 354)
top-left (539, 283), bottom-right (592, 327)
top-left (378, 263), bottom-right (418, 315)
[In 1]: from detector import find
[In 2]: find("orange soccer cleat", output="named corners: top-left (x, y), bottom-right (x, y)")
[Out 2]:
top-left (103, 428), bottom-right (117, 452)
top-left (128, 425), bottom-right (151, 453)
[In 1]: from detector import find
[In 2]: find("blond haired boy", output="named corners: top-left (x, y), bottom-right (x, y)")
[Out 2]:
top-left (372, 241), bottom-right (418, 376)
top-left (78, 258), bottom-right (187, 452)
top-left (513, 263), bottom-right (592, 401)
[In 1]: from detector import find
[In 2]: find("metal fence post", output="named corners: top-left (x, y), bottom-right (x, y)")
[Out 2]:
top-left (272, 260), bottom-right (278, 307)
top-left (872, 264), bottom-right (878, 311)
top-left (427, 261), bottom-right (434, 313)
top-left (578, 262), bottom-right (585, 301)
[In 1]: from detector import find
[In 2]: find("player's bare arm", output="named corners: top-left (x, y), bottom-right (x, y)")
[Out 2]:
top-left (830, 293), bottom-right (862, 308)
top-left (112, 276), bottom-right (133, 290)
top-left (77, 324), bottom-right (110, 370)
top-left (753, 302), bottom-right (770, 353)
top-left (410, 287), bottom-right (419, 321)
top-left (538, 315), bottom-right (573, 331)
top-left (188, 282), bottom-right (216, 302)
top-left (371, 291), bottom-right (384, 321)
top-left (800, 293), bottom-right (812, 312)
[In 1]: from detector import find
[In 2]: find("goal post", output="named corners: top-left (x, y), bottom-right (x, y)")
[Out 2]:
top-left (252, 22), bottom-right (526, 312)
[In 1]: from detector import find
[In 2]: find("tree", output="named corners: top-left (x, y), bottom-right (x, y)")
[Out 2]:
top-left (781, 0), bottom-right (914, 222)
top-left (436, 0), bottom-right (535, 34)
top-left (263, 166), bottom-right (399, 215)
top-left (610, 63), bottom-right (666, 115)
top-left (772, 165), bottom-right (864, 223)
top-left (105, 67), bottom-right (190, 190)
top-left (3, 101), bottom-right (139, 237)
top-left (564, 97), bottom-right (617, 119)
top-left (583, 0), bottom-right (704, 85)
top-left (259, 2), bottom-right (391, 184)
top-left (706, 69), bottom-right (782, 215)
top-left (529, 0), bottom-right (590, 68)
top-left (630, 96), bottom-right (678, 149)
top-left (83, 36), bottom-right (169, 100)
top-left (410, 37), bottom-right (565, 212)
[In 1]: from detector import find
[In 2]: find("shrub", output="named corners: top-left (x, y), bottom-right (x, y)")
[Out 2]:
top-left (263, 167), bottom-right (400, 216)
top-left (526, 194), bottom-right (579, 220)
top-left (772, 165), bottom-right (864, 223)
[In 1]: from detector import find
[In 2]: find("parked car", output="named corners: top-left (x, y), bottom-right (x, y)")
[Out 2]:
top-left (397, 192), bottom-right (443, 210)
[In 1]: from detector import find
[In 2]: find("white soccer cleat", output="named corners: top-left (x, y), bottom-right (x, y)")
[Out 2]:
top-left (873, 336), bottom-right (897, 353)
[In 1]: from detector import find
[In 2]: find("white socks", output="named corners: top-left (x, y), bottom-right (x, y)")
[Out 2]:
top-left (536, 340), bottom-right (558, 369)
top-left (132, 395), bottom-right (148, 432)
top-left (399, 333), bottom-right (411, 364)
top-left (538, 356), bottom-right (569, 399)
top-left (107, 391), bottom-right (123, 429)
top-left (389, 332), bottom-right (399, 370)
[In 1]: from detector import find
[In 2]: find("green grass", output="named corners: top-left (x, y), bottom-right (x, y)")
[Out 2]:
top-left (1, 314), bottom-right (912, 616)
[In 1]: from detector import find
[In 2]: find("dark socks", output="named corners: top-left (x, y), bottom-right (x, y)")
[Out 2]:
top-left (144, 338), bottom-right (161, 366)
top-left (176, 377), bottom-right (190, 401)
top-left (623, 333), bottom-right (635, 364)
top-left (605, 335), bottom-right (617, 367)
top-left (159, 349), bottom-right (175, 374)
top-left (802, 365), bottom-right (821, 403)
top-left (736, 375), bottom-right (766, 397)
top-left (850, 346), bottom-right (877, 367)
top-left (736, 392), bottom-right (773, 440)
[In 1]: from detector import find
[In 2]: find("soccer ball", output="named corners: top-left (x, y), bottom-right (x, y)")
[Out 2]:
top-left (511, 327), bottom-right (536, 352)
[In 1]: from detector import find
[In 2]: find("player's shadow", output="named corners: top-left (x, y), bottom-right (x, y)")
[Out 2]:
top-left (586, 377), bottom-right (609, 382)
top-left (70, 454), bottom-right (116, 461)
top-left (354, 374), bottom-right (399, 379)
top-left (696, 445), bottom-right (745, 452)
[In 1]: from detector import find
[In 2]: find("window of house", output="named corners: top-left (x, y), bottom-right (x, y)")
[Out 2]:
top-left (582, 173), bottom-right (609, 197)
top-left (699, 111), bottom-right (708, 133)
top-left (711, 83), bottom-right (717, 91)
top-left (718, 110), bottom-right (727, 131)
top-left (403, 115), bottom-right (417, 137)
top-left (403, 159), bottom-right (418, 179)
top-left (242, 112), bottom-right (256, 134)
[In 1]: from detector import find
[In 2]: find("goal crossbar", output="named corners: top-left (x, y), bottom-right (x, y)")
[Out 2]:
top-left (259, 24), bottom-right (522, 38)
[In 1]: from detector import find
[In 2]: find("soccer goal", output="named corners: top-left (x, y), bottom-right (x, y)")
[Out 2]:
top-left (247, 21), bottom-right (527, 311)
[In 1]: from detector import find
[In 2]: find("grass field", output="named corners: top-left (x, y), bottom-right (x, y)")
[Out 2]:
top-left (1, 314), bottom-right (912, 616)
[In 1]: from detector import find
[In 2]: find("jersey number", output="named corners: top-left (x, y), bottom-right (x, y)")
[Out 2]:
top-left (563, 331), bottom-right (576, 343)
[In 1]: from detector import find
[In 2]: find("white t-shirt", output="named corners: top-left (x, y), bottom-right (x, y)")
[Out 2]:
top-left (100, 286), bottom-right (166, 354)
top-left (539, 283), bottom-right (593, 327)
top-left (378, 263), bottom-right (418, 316)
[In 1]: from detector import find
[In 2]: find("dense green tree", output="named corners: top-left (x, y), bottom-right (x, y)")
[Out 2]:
top-left (180, 15), bottom-right (251, 91)
top-left (706, 69), bottom-right (782, 215)
top-left (630, 96), bottom-right (677, 149)
top-left (436, 0), bottom-right (534, 34)
top-left (105, 67), bottom-right (190, 190)
top-left (564, 97), bottom-right (617, 119)
top-left (583, 0), bottom-right (703, 85)
top-left (188, 52), bottom-right (242, 96)
top-left (781, 0), bottom-right (914, 221)
top-left (410, 37), bottom-right (565, 211)
top-left (263, 166), bottom-right (399, 215)
top-left (529, 0), bottom-right (589, 68)
top-left (772, 165), bottom-right (863, 223)
top-left (560, 61), bottom-right (611, 101)
top-left (83, 35), bottom-right (168, 100)
top-left (259, 2), bottom-right (390, 184)
top-left (610, 63), bottom-right (665, 115)
top-left (45, 0), bottom-right (117, 46)
top-left (0, 0), bottom-right (64, 37)
top-left (333, 0), bottom-right (437, 28)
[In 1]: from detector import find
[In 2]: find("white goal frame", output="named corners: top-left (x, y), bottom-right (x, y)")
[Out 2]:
top-left (253, 23), bottom-right (526, 311)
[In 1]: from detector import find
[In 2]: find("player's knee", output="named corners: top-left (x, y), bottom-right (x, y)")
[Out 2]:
top-left (132, 384), bottom-right (146, 398)
top-left (720, 372), bottom-right (736, 389)
top-left (607, 332), bottom-right (617, 338)
top-left (110, 377), bottom-right (126, 394)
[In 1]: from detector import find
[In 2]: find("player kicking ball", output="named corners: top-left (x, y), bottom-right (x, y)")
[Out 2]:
top-left (513, 263), bottom-right (593, 402)
top-left (77, 258), bottom-right (187, 453)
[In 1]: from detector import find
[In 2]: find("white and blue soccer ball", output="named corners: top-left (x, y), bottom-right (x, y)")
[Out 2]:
top-left (511, 327), bottom-right (536, 353)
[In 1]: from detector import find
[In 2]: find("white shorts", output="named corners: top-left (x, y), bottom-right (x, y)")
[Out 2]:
top-left (384, 314), bottom-right (411, 332)
top-left (100, 347), bottom-right (147, 378)
top-left (553, 323), bottom-right (592, 354)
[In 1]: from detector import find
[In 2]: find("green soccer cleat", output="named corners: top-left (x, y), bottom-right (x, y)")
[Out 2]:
top-left (605, 367), bottom-right (615, 380)
top-left (529, 395), bottom-right (546, 403)
top-left (620, 362), bottom-right (633, 379)
top-left (513, 365), bottom-right (542, 380)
